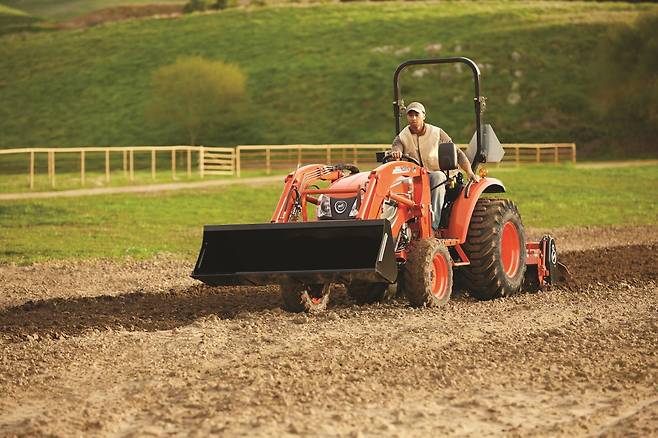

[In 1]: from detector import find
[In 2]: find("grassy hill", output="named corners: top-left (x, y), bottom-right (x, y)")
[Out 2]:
top-left (0, 3), bottom-right (45, 35)
top-left (0, 1), bottom-right (656, 158)
top-left (1, 0), bottom-right (183, 20)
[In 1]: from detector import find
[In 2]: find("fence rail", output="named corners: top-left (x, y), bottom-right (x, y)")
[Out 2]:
top-left (0, 143), bottom-right (575, 189)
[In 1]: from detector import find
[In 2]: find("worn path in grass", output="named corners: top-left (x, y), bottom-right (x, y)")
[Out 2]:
top-left (0, 175), bottom-right (283, 201)
top-left (2, 160), bottom-right (657, 201)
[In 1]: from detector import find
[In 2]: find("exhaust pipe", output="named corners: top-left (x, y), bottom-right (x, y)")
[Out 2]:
top-left (191, 219), bottom-right (398, 287)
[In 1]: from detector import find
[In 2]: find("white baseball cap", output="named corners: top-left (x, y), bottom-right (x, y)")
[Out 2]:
top-left (406, 101), bottom-right (426, 115)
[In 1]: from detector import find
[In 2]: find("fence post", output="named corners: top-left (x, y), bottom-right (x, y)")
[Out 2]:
top-left (123, 150), bottom-right (128, 177)
top-left (171, 149), bottom-right (177, 180)
top-left (236, 147), bottom-right (241, 178)
top-left (571, 144), bottom-right (576, 163)
top-left (29, 151), bottom-right (35, 189)
top-left (535, 147), bottom-right (540, 163)
top-left (129, 149), bottom-right (134, 182)
top-left (151, 149), bottom-right (156, 180)
top-left (297, 146), bottom-right (302, 167)
top-left (105, 149), bottom-right (110, 183)
top-left (266, 147), bottom-right (271, 175)
top-left (80, 150), bottom-right (86, 186)
top-left (515, 146), bottom-right (520, 166)
top-left (554, 146), bottom-right (558, 164)
top-left (49, 151), bottom-right (56, 188)
top-left (326, 145), bottom-right (331, 164)
top-left (353, 147), bottom-right (358, 165)
top-left (199, 146), bottom-right (205, 178)
top-left (187, 148), bottom-right (192, 177)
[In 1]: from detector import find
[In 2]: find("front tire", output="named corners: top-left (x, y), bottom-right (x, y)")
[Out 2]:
top-left (280, 283), bottom-right (330, 313)
top-left (461, 198), bottom-right (527, 300)
top-left (405, 239), bottom-right (453, 308)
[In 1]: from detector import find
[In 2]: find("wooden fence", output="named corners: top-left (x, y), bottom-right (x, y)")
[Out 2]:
top-left (234, 143), bottom-right (576, 177)
top-left (0, 146), bottom-right (234, 189)
top-left (0, 143), bottom-right (575, 189)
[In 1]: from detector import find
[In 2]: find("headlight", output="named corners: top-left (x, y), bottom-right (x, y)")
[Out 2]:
top-left (317, 195), bottom-right (332, 219)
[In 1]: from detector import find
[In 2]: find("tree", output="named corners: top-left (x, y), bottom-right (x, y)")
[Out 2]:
top-left (593, 12), bottom-right (658, 153)
top-left (147, 57), bottom-right (246, 145)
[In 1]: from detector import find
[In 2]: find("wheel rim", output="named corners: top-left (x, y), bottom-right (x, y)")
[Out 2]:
top-left (501, 221), bottom-right (521, 277)
top-left (304, 284), bottom-right (328, 308)
top-left (431, 252), bottom-right (450, 299)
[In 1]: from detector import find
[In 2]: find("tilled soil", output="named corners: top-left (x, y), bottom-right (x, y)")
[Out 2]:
top-left (0, 226), bottom-right (656, 437)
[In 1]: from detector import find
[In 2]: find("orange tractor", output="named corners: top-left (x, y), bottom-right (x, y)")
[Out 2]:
top-left (192, 57), bottom-right (569, 312)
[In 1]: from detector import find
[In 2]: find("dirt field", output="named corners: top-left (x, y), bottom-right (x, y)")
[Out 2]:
top-left (1, 226), bottom-right (656, 437)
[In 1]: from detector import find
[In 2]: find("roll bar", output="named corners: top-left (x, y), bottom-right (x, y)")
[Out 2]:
top-left (393, 57), bottom-right (486, 172)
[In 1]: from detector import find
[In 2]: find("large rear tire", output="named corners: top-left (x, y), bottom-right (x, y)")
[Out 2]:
top-left (461, 198), bottom-right (527, 300)
top-left (405, 239), bottom-right (453, 308)
top-left (280, 283), bottom-right (330, 313)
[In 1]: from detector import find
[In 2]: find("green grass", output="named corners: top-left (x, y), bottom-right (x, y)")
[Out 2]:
top-left (0, 3), bottom-right (47, 35)
top-left (1, 2), bottom-right (656, 159)
top-left (0, 165), bottom-right (656, 264)
top-left (1, 0), bottom-right (184, 20)
top-left (0, 168), bottom-right (281, 193)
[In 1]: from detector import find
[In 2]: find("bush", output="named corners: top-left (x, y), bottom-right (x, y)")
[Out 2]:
top-left (211, 0), bottom-right (229, 10)
top-left (146, 57), bottom-right (246, 145)
top-left (183, 0), bottom-right (211, 13)
top-left (593, 13), bottom-right (658, 150)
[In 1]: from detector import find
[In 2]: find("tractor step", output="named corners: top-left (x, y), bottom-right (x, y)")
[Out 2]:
top-left (192, 219), bottom-right (398, 286)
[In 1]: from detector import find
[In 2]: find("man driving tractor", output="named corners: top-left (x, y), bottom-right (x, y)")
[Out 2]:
top-left (390, 101), bottom-right (480, 231)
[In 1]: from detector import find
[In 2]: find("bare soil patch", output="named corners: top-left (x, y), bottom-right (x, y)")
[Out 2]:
top-left (58, 3), bottom-right (183, 29)
top-left (0, 226), bottom-right (656, 436)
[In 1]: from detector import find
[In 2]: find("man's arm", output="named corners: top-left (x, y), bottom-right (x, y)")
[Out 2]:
top-left (390, 135), bottom-right (404, 159)
top-left (457, 148), bottom-right (480, 182)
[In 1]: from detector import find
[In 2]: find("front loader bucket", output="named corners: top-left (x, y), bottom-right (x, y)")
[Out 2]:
top-left (192, 219), bottom-right (397, 286)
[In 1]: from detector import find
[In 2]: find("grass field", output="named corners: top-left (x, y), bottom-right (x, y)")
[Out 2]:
top-left (1, 1), bottom-right (656, 159)
top-left (1, 0), bottom-right (183, 20)
top-left (0, 168), bottom-right (279, 193)
top-left (1, 165), bottom-right (656, 264)
top-left (0, 3), bottom-right (47, 35)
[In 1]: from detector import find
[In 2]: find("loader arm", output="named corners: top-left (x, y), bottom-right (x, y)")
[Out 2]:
top-left (271, 164), bottom-right (342, 223)
top-left (358, 161), bottom-right (434, 240)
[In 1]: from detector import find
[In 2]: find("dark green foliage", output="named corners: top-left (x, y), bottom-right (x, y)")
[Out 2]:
top-left (212, 0), bottom-right (229, 10)
top-left (592, 12), bottom-right (658, 157)
top-left (183, 0), bottom-right (212, 13)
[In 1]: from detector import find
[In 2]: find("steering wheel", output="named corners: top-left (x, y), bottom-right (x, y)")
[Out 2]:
top-left (333, 163), bottom-right (360, 175)
top-left (382, 152), bottom-right (421, 167)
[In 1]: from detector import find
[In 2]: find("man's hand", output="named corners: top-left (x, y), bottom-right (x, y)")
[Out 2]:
top-left (390, 150), bottom-right (402, 160)
top-left (467, 172), bottom-right (481, 183)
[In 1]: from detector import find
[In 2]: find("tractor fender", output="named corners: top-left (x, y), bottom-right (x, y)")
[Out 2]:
top-left (446, 178), bottom-right (506, 243)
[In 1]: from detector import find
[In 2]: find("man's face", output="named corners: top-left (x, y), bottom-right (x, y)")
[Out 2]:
top-left (407, 110), bottom-right (425, 133)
